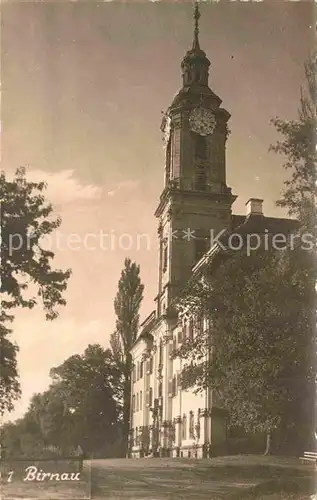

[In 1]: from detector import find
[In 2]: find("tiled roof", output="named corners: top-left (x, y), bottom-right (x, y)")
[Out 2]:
top-left (231, 214), bottom-right (298, 234)
top-left (192, 213), bottom-right (299, 276)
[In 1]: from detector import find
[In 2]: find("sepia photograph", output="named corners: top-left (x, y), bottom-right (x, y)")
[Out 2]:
top-left (0, 0), bottom-right (316, 499)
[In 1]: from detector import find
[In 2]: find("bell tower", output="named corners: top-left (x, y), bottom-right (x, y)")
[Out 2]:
top-left (155, 2), bottom-right (236, 317)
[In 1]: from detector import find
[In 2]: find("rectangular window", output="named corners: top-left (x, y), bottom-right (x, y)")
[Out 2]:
top-left (158, 382), bottom-right (163, 398)
top-left (140, 361), bottom-right (143, 379)
top-left (140, 390), bottom-right (142, 409)
top-left (166, 138), bottom-right (171, 181)
top-left (173, 336), bottom-right (177, 351)
top-left (149, 388), bottom-right (153, 407)
top-left (149, 357), bottom-right (153, 374)
top-left (183, 320), bottom-right (187, 339)
top-left (168, 379), bottom-right (172, 396)
top-left (159, 341), bottom-right (163, 365)
top-left (165, 137), bottom-right (172, 185)
top-left (189, 412), bottom-right (194, 439)
top-left (137, 362), bottom-right (140, 381)
top-left (136, 393), bottom-right (139, 412)
top-left (189, 318), bottom-right (194, 340)
top-left (195, 238), bottom-right (208, 263)
top-left (162, 239), bottom-right (168, 273)
top-left (182, 415), bottom-right (187, 440)
top-left (132, 395), bottom-right (135, 413)
top-left (195, 165), bottom-right (207, 191)
top-left (172, 127), bottom-right (181, 180)
top-left (169, 342), bottom-right (173, 357)
top-left (172, 376), bottom-right (177, 397)
top-left (132, 366), bottom-right (136, 383)
top-left (196, 315), bottom-right (204, 335)
top-left (177, 329), bottom-right (183, 344)
top-left (195, 135), bottom-right (208, 160)
top-left (131, 428), bottom-right (134, 447)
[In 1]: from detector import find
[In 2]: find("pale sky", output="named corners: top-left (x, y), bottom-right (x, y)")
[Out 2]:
top-left (1, 0), bottom-right (314, 422)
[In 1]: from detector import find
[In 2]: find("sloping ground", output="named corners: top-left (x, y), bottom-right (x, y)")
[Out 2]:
top-left (90, 455), bottom-right (316, 500)
top-left (1, 456), bottom-right (315, 499)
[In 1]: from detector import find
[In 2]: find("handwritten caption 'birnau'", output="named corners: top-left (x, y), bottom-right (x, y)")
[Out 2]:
top-left (1, 466), bottom-right (81, 482)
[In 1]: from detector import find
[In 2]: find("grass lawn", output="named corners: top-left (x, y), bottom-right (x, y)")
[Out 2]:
top-left (1, 455), bottom-right (315, 499)
top-left (90, 455), bottom-right (316, 499)
top-left (239, 480), bottom-right (315, 499)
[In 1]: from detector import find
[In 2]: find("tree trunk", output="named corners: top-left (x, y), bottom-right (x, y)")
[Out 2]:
top-left (264, 431), bottom-right (272, 455)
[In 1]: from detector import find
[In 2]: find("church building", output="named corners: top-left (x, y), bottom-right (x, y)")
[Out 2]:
top-left (128, 3), bottom-right (296, 459)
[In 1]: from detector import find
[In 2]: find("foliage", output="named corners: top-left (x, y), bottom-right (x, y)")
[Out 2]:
top-left (1, 167), bottom-right (71, 320)
top-left (114, 258), bottom-right (144, 354)
top-left (1, 344), bottom-right (124, 458)
top-left (49, 344), bottom-right (123, 453)
top-left (1, 413), bottom-right (45, 458)
top-left (270, 51), bottom-right (316, 232)
top-left (110, 331), bottom-right (123, 364)
top-left (176, 245), bottom-right (314, 451)
top-left (0, 313), bottom-right (20, 415)
top-left (112, 258), bottom-right (144, 448)
top-left (0, 167), bottom-right (71, 415)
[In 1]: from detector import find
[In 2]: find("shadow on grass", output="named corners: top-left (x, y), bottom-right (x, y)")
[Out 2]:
top-left (89, 461), bottom-right (315, 500)
top-left (192, 464), bottom-right (314, 481)
top-left (230, 476), bottom-right (315, 499)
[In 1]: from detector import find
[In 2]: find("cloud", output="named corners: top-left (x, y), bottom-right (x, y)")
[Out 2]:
top-left (4, 168), bottom-right (140, 207)
top-left (22, 168), bottom-right (103, 206)
top-left (107, 180), bottom-right (140, 197)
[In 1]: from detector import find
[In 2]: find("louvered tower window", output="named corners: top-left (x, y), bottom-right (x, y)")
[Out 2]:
top-left (195, 135), bottom-right (207, 159)
top-left (195, 165), bottom-right (207, 191)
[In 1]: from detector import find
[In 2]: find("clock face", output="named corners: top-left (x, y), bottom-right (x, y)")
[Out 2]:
top-left (189, 108), bottom-right (216, 136)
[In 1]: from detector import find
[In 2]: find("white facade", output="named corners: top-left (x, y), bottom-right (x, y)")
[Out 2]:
top-left (129, 313), bottom-right (227, 458)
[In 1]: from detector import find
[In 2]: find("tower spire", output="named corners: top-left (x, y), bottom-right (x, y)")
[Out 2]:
top-left (180, 0), bottom-right (211, 89)
top-left (193, 1), bottom-right (201, 50)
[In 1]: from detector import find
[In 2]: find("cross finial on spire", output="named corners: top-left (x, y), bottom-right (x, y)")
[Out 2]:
top-left (193, 1), bottom-right (201, 50)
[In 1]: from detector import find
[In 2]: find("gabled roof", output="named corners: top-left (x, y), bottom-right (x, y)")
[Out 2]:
top-left (231, 214), bottom-right (298, 235)
top-left (192, 213), bottom-right (299, 276)
top-left (140, 310), bottom-right (156, 330)
top-left (132, 311), bottom-right (156, 349)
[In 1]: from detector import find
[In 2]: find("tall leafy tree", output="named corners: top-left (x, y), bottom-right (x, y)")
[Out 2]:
top-left (49, 344), bottom-right (123, 454)
top-left (177, 246), bottom-right (313, 454)
top-left (270, 51), bottom-right (316, 232)
top-left (270, 50), bottom-right (316, 445)
top-left (113, 258), bottom-right (144, 449)
top-left (1, 345), bottom-right (124, 459)
top-left (28, 388), bottom-right (71, 451)
top-left (0, 167), bottom-right (71, 415)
